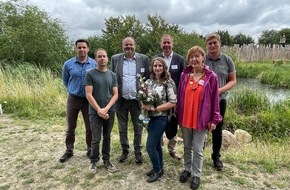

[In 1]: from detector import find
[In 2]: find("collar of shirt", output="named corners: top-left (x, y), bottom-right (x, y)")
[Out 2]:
top-left (162, 52), bottom-right (173, 70)
top-left (123, 54), bottom-right (136, 61)
top-left (162, 52), bottom-right (173, 59)
top-left (206, 52), bottom-right (221, 61)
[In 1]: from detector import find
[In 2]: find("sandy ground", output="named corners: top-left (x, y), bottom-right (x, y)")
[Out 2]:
top-left (0, 114), bottom-right (289, 190)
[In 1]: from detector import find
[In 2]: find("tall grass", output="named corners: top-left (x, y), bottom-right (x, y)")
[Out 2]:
top-left (228, 87), bottom-right (270, 115)
top-left (226, 87), bottom-right (290, 141)
top-left (1, 62), bottom-right (290, 141)
top-left (0, 63), bottom-right (66, 118)
top-left (236, 62), bottom-right (290, 88)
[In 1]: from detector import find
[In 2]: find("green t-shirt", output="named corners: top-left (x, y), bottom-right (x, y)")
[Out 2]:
top-left (84, 68), bottom-right (118, 115)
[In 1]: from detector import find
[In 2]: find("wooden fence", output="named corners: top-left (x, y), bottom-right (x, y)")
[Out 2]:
top-left (221, 44), bottom-right (290, 62)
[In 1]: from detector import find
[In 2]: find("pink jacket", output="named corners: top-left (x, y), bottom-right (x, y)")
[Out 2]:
top-left (176, 65), bottom-right (222, 130)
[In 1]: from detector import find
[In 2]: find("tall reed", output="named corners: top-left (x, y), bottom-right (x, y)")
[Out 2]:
top-left (226, 88), bottom-right (290, 141)
top-left (236, 62), bottom-right (290, 89)
top-left (0, 63), bottom-right (66, 118)
top-left (1, 62), bottom-right (289, 140)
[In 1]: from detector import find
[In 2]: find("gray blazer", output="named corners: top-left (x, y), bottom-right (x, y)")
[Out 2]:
top-left (110, 52), bottom-right (150, 108)
top-left (155, 52), bottom-right (185, 88)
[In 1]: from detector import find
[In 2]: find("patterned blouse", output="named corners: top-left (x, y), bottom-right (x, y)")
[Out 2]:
top-left (146, 78), bottom-right (177, 117)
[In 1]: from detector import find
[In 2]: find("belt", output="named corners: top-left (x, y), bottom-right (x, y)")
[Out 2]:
top-left (69, 94), bottom-right (87, 100)
top-left (121, 97), bottom-right (137, 101)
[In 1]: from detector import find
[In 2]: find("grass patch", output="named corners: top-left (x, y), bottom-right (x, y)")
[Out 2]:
top-left (0, 115), bottom-right (290, 189)
top-left (236, 62), bottom-right (290, 88)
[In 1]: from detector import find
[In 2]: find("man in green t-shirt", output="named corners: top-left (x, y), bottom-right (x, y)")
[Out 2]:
top-left (84, 48), bottom-right (118, 173)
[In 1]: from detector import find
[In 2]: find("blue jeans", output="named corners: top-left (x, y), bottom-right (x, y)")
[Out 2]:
top-left (89, 113), bottom-right (115, 163)
top-left (146, 116), bottom-right (167, 173)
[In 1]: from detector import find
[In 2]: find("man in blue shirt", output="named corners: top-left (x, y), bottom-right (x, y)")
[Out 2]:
top-left (60, 39), bottom-right (97, 163)
top-left (111, 37), bottom-right (150, 164)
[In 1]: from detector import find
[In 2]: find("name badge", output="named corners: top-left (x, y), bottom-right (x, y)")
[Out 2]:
top-left (199, 80), bottom-right (205, 86)
top-left (141, 68), bottom-right (145, 72)
top-left (171, 65), bottom-right (178, 69)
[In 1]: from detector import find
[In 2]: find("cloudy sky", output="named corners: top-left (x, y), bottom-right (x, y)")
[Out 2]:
top-left (28, 0), bottom-right (290, 43)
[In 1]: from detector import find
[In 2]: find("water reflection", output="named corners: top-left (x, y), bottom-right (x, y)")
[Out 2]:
top-left (229, 78), bottom-right (290, 104)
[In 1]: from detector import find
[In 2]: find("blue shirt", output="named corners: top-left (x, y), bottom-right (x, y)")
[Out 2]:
top-left (62, 56), bottom-right (97, 97)
top-left (122, 56), bottom-right (137, 99)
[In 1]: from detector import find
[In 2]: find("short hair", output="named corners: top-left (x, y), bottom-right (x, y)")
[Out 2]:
top-left (160, 34), bottom-right (173, 41)
top-left (75, 39), bottom-right (89, 47)
top-left (150, 57), bottom-right (171, 81)
top-left (94, 48), bottom-right (107, 57)
top-left (95, 48), bottom-right (107, 54)
top-left (122, 37), bottom-right (136, 45)
top-left (205, 33), bottom-right (221, 42)
top-left (186, 46), bottom-right (205, 63)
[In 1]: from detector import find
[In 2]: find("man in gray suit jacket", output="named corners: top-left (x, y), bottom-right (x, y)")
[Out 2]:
top-left (111, 37), bottom-right (150, 164)
top-left (155, 34), bottom-right (186, 160)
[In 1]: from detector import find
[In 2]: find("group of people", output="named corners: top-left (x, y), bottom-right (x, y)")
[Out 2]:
top-left (59, 33), bottom-right (236, 189)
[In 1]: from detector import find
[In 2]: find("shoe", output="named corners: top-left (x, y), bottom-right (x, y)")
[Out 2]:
top-left (190, 176), bottom-right (200, 190)
top-left (104, 160), bottom-right (117, 173)
top-left (146, 169), bottom-right (164, 176)
top-left (213, 158), bottom-right (223, 171)
top-left (179, 170), bottom-right (191, 183)
top-left (119, 150), bottom-right (129, 163)
top-left (89, 162), bottom-right (97, 173)
top-left (59, 153), bottom-right (73, 163)
top-left (169, 152), bottom-right (181, 160)
top-left (135, 152), bottom-right (143, 164)
top-left (146, 171), bottom-right (162, 183)
top-left (86, 149), bottom-right (91, 157)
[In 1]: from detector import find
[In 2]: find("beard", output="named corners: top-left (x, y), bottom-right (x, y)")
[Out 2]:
top-left (124, 48), bottom-right (135, 57)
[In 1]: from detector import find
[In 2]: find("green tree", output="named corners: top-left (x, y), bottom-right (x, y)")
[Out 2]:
top-left (172, 32), bottom-right (205, 58)
top-left (258, 29), bottom-right (278, 46)
top-left (233, 33), bottom-right (255, 46)
top-left (0, 0), bottom-right (72, 71)
top-left (86, 36), bottom-right (107, 58)
top-left (216, 30), bottom-right (234, 46)
top-left (279, 28), bottom-right (290, 45)
top-left (141, 14), bottom-right (184, 58)
top-left (101, 15), bottom-right (145, 56)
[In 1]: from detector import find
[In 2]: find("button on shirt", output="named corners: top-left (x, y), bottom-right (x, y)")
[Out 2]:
top-left (122, 56), bottom-right (137, 100)
top-left (62, 57), bottom-right (97, 97)
top-left (163, 52), bottom-right (173, 71)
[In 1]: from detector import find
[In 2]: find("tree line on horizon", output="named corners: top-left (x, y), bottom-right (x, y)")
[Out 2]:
top-left (0, 0), bottom-right (289, 72)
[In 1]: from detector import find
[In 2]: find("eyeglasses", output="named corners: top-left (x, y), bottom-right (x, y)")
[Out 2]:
top-left (207, 41), bottom-right (218, 46)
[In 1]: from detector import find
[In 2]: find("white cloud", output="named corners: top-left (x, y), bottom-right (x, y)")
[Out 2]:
top-left (26, 0), bottom-right (290, 43)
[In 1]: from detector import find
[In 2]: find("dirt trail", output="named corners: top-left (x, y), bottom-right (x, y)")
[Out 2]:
top-left (0, 114), bottom-right (289, 190)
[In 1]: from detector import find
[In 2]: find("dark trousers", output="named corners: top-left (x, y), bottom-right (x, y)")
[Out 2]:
top-left (116, 98), bottom-right (142, 153)
top-left (146, 116), bottom-right (167, 173)
top-left (212, 99), bottom-right (227, 159)
top-left (90, 113), bottom-right (115, 163)
top-left (65, 94), bottom-right (91, 153)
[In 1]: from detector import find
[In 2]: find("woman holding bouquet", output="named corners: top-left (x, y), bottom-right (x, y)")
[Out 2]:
top-left (177, 46), bottom-right (222, 190)
top-left (142, 57), bottom-right (177, 183)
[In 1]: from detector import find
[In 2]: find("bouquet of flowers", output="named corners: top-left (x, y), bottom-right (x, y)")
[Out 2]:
top-left (137, 74), bottom-right (159, 125)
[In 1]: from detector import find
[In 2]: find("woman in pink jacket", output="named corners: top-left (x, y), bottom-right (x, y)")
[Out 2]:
top-left (176, 46), bottom-right (222, 190)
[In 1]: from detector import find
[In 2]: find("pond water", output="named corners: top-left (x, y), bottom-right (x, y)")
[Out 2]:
top-left (229, 78), bottom-right (290, 104)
